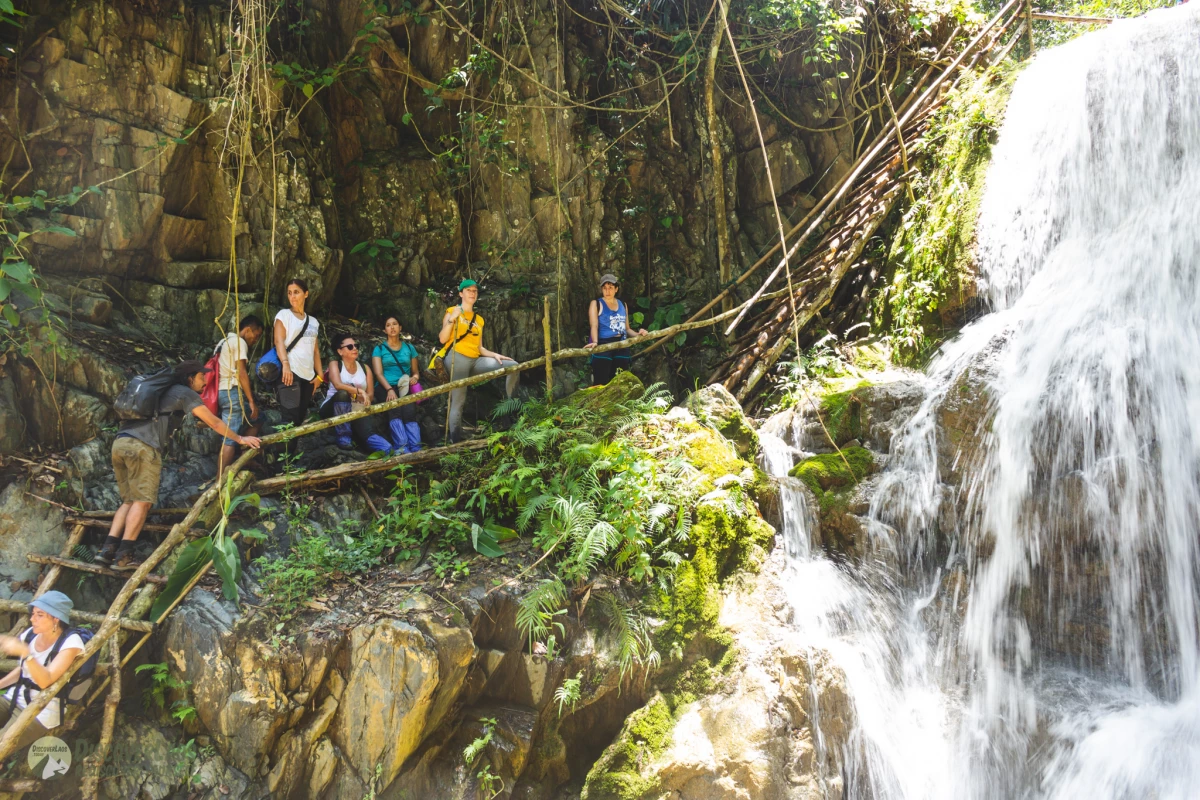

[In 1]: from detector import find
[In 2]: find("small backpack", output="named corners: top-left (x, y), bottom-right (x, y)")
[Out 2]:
top-left (113, 366), bottom-right (177, 420)
top-left (201, 341), bottom-right (225, 415)
top-left (16, 627), bottom-right (98, 705)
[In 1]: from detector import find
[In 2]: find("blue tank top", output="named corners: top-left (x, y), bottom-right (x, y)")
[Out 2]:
top-left (596, 298), bottom-right (627, 342)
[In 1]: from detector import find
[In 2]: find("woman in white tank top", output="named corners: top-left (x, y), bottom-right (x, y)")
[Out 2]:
top-left (319, 333), bottom-right (393, 453)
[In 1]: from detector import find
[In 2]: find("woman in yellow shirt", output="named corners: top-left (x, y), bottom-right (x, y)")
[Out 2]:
top-left (438, 279), bottom-right (519, 441)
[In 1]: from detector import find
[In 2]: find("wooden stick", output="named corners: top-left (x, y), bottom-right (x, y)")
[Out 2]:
top-left (78, 508), bottom-right (190, 519)
top-left (26, 554), bottom-right (168, 586)
top-left (0, 599), bottom-right (155, 633)
top-left (543, 295), bottom-right (553, 400)
top-left (1029, 10), bottom-right (1113, 23)
top-left (1026, 0), bottom-right (1035, 54)
top-left (65, 517), bottom-right (200, 534)
top-left (80, 641), bottom-right (120, 800)
top-left (0, 779), bottom-right (40, 792)
top-left (251, 440), bottom-right (489, 494)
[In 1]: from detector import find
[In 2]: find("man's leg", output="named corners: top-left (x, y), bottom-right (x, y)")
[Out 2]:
top-left (96, 502), bottom-right (130, 565)
top-left (121, 501), bottom-right (152, 542)
top-left (114, 439), bottom-right (161, 570)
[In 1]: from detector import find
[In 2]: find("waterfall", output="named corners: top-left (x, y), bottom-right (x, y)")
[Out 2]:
top-left (760, 4), bottom-right (1200, 797)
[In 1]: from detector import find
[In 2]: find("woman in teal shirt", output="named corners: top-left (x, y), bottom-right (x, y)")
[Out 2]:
top-left (371, 316), bottom-right (422, 453)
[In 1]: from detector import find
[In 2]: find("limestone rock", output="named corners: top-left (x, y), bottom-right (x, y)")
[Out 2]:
top-left (0, 481), bottom-right (65, 586)
top-left (100, 714), bottom-right (190, 800)
top-left (330, 618), bottom-right (441, 787)
top-left (739, 137), bottom-right (813, 209)
top-left (686, 383), bottom-right (759, 458)
top-left (0, 373), bottom-right (24, 454)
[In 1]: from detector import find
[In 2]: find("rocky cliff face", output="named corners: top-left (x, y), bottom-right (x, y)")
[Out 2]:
top-left (0, 0), bottom-right (866, 452)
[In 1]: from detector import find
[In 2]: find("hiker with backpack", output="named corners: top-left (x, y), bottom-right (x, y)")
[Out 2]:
top-left (370, 316), bottom-right (423, 454)
top-left (271, 278), bottom-right (322, 429)
top-left (584, 274), bottom-right (646, 386)
top-left (435, 279), bottom-right (519, 443)
top-left (209, 315), bottom-right (265, 482)
top-left (0, 592), bottom-right (89, 752)
top-left (318, 333), bottom-right (393, 454)
top-left (95, 360), bottom-right (263, 570)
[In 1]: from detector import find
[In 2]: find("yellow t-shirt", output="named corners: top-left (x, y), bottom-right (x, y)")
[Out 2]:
top-left (445, 306), bottom-right (484, 358)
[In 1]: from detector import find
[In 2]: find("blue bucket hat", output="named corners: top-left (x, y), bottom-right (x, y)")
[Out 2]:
top-left (29, 591), bottom-right (72, 625)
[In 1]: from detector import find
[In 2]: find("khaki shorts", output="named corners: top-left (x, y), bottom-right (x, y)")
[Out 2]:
top-left (111, 436), bottom-right (161, 504)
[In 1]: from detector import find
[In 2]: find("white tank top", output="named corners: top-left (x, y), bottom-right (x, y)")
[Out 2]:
top-left (326, 360), bottom-right (367, 402)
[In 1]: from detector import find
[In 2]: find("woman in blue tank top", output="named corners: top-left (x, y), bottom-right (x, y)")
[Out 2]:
top-left (585, 274), bottom-right (647, 386)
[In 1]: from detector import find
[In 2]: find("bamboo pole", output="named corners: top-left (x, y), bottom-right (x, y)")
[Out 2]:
top-left (26, 554), bottom-right (169, 585)
top-left (1029, 11), bottom-right (1113, 23)
top-left (543, 295), bottom-right (553, 400)
top-left (0, 600), bottom-right (154, 633)
top-left (80, 642), bottom-right (120, 800)
top-left (78, 508), bottom-right (190, 519)
top-left (251, 439), bottom-right (489, 494)
top-left (721, 0), bottom-right (1024, 338)
top-left (1026, 0), bottom-right (1035, 55)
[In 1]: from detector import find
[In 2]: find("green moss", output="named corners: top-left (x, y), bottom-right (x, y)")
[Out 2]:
top-left (679, 423), bottom-right (748, 492)
top-left (581, 694), bottom-right (674, 800)
top-left (659, 503), bottom-right (773, 649)
top-left (816, 381), bottom-right (870, 446)
top-left (563, 370), bottom-right (645, 413)
top-left (789, 447), bottom-right (876, 555)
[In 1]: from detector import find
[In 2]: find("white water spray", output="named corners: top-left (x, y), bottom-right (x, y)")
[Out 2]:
top-left (761, 5), bottom-right (1200, 797)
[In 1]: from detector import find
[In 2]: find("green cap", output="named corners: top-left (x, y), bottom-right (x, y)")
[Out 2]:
top-left (458, 279), bottom-right (478, 291)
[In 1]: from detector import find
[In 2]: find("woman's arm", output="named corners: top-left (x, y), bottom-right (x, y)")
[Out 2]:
top-left (274, 319), bottom-right (293, 386)
top-left (439, 308), bottom-right (460, 345)
top-left (26, 647), bottom-right (83, 689)
top-left (372, 355), bottom-right (391, 391)
top-left (312, 334), bottom-right (323, 381)
top-left (363, 368), bottom-right (374, 405)
top-left (586, 300), bottom-right (599, 349)
top-left (409, 355), bottom-right (421, 383)
top-left (479, 346), bottom-right (513, 363)
top-left (0, 665), bottom-right (20, 690)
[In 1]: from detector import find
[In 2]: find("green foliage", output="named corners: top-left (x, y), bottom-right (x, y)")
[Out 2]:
top-left (134, 663), bottom-right (197, 725)
top-left (876, 67), bottom-right (1014, 359)
top-left (555, 671), bottom-right (583, 716)
top-left (463, 717), bottom-right (504, 799)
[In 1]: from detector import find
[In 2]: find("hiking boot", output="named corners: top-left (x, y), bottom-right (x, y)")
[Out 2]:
top-left (93, 547), bottom-right (116, 567)
top-left (112, 552), bottom-right (142, 571)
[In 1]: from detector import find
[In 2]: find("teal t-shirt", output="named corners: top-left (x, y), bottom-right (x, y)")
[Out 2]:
top-left (373, 341), bottom-right (418, 386)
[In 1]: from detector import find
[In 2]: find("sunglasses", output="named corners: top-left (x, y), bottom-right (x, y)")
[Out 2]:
top-left (340, 343), bottom-right (358, 351)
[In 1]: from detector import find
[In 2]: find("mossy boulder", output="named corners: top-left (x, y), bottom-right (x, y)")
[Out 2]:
top-left (581, 693), bottom-right (674, 800)
top-left (563, 370), bottom-right (645, 414)
top-left (816, 380), bottom-right (870, 447)
top-left (686, 383), bottom-right (759, 458)
top-left (789, 447), bottom-right (876, 557)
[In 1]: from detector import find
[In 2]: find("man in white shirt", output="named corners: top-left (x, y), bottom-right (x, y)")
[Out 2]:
top-left (217, 316), bottom-right (265, 481)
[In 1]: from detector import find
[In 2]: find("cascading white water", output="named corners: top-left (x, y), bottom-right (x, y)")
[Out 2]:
top-left (761, 4), bottom-right (1200, 797)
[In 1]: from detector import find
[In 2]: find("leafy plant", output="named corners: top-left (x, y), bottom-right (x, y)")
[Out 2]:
top-left (135, 662), bottom-right (197, 724)
top-left (555, 671), bottom-right (583, 716)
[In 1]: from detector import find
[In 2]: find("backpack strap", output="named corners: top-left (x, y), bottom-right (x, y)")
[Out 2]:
top-left (285, 315), bottom-right (310, 354)
top-left (436, 309), bottom-right (478, 359)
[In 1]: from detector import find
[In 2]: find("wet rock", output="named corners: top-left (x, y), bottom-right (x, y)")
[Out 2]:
top-left (189, 753), bottom-right (254, 800)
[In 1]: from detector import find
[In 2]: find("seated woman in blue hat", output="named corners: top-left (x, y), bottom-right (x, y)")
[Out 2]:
top-left (0, 591), bottom-right (85, 751)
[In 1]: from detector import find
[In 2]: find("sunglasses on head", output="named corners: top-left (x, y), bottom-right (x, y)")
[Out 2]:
top-left (341, 343), bottom-right (358, 351)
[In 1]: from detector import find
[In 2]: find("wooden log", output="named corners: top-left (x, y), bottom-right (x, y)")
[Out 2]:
top-left (78, 508), bottom-right (190, 519)
top-left (252, 439), bottom-right (490, 494)
top-left (26, 554), bottom-right (168, 586)
top-left (0, 599), bottom-right (154, 633)
top-left (0, 779), bottom-right (41, 792)
top-left (65, 517), bottom-right (202, 534)
top-left (81, 642), bottom-right (121, 799)
top-left (1030, 10), bottom-right (1113, 23)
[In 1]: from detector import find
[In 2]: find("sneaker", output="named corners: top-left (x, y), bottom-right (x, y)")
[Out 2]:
top-left (112, 552), bottom-right (142, 571)
top-left (93, 548), bottom-right (116, 567)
